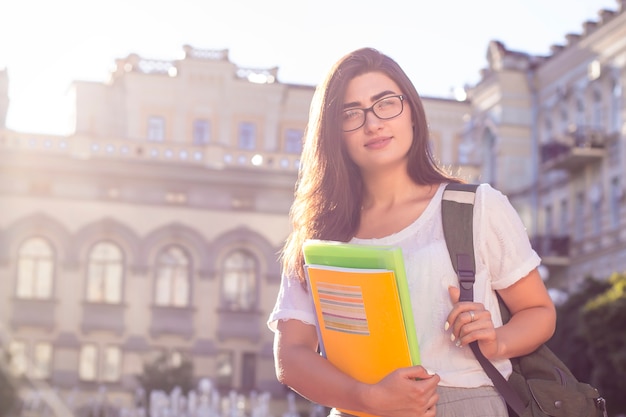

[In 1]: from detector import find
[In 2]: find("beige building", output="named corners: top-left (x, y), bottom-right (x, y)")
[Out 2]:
top-left (0, 47), bottom-right (315, 413)
top-left (1, 1), bottom-right (625, 413)
top-left (464, 2), bottom-right (626, 292)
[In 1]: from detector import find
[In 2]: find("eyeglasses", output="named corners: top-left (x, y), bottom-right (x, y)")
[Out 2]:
top-left (342, 94), bottom-right (405, 132)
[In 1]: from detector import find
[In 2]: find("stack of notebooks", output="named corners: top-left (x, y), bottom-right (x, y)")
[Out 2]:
top-left (303, 239), bottom-right (420, 417)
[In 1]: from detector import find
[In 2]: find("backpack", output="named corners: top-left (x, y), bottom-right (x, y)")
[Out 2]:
top-left (441, 183), bottom-right (607, 417)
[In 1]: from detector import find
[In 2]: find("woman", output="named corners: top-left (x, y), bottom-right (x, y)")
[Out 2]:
top-left (268, 47), bottom-right (555, 417)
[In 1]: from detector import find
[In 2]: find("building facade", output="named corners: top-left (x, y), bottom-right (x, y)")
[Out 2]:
top-left (0, 45), bottom-right (468, 413)
top-left (464, 1), bottom-right (626, 293)
top-left (1, 1), bottom-right (625, 413)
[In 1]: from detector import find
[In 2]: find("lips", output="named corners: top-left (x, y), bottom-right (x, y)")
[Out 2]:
top-left (364, 137), bottom-right (392, 149)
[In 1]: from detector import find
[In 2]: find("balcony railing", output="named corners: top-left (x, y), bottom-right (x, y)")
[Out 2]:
top-left (0, 131), bottom-right (301, 173)
top-left (541, 125), bottom-right (607, 172)
top-left (530, 235), bottom-right (570, 266)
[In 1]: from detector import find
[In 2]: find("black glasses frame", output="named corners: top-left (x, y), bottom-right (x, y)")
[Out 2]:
top-left (342, 94), bottom-right (405, 132)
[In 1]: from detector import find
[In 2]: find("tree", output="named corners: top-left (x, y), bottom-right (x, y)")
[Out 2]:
top-left (580, 273), bottom-right (626, 415)
top-left (546, 277), bottom-right (610, 383)
top-left (135, 352), bottom-right (195, 409)
top-left (547, 274), bottom-right (626, 416)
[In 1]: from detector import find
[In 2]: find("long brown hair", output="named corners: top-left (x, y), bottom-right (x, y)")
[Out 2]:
top-left (282, 47), bottom-right (460, 286)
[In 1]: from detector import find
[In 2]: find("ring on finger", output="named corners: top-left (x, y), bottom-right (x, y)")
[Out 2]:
top-left (469, 310), bottom-right (476, 322)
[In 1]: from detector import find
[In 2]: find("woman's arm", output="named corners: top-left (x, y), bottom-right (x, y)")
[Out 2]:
top-left (447, 267), bottom-right (556, 360)
top-left (494, 267), bottom-right (556, 357)
top-left (274, 319), bottom-right (440, 417)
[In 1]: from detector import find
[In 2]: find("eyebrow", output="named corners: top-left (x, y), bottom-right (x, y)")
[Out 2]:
top-left (343, 90), bottom-right (397, 109)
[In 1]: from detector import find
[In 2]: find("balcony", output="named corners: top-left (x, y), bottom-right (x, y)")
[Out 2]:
top-left (530, 235), bottom-right (570, 266)
top-left (216, 308), bottom-right (263, 342)
top-left (541, 125), bottom-right (607, 172)
top-left (81, 302), bottom-right (126, 335)
top-left (149, 305), bottom-right (195, 338)
top-left (10, 298), bottom-right (57, 330)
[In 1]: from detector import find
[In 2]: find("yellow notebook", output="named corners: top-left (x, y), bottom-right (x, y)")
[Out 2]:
top-left (303, 240), bottom-right (420, 417)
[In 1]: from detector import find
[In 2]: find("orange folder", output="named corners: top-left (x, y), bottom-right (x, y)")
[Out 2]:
top-left (303, 240), bottom-right (420, 417)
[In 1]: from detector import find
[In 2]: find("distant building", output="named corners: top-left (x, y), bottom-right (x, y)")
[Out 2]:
top-left (1, 1), bottom-right (625, 413)
top-left (464, 2), bottom-right (626, 291)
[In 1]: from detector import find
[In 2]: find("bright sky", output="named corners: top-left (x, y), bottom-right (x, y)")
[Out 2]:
top-left (0, 0), bottom-right (620, 135)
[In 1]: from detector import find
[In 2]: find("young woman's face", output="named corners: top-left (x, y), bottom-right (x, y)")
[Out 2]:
top-left (341, 71), bottom-right (413, 173)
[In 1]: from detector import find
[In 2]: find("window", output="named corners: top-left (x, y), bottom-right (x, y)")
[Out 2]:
top-left (610, 79), bottom-right (622, 133)
top-left (102, 346), bottom-right (122, 382)
top-left (575, 192), bottom-right (585, 239)
top-left (592, 199), bottom-right (602, 235)
top-left (238, 122), bottom-right (256, 150)
top-left (559, 199), bottom-right (568, 235)
top-left (481, 129), bottom-right (496, 186)
top-left (610, 177), bottom-right (621, 228)
top-left (16, 237), bottom-right (54, 299)
top-left (284, 129), bottom-right (303, 154)
top-left (148, 116), bottom-right (165, 142)
top-left (32, 342), bottom-right (52, 379)
top-left (193, 119), bottom-right (211, 145)
top-left (155, 246), bottom-right (190, 307)
top-left (222, 249), bottom-right (257, 311)
top-left (79, 344), bottom-right (121, 382)
top-left (544, 205), bottom-right (553, 236)
top-left (8, 341), bottom-right (27, 376)
top-left (592, 89), bottom-right (603, 128)
top-left (543, 117), bottom-right (553, 141)
top-left (87, 241), bottom-right (123, 303)
top-left (79, 344), bottom-right (98, 381)
top-left (575, 97), bottom-right (585, 127)
top-left (560, 105), bottom-right (568, 131)
top-left (216, 351), bottom-right (234, 390)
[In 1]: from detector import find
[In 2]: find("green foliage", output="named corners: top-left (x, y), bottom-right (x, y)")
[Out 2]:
top-left (580, 273), bottom-right (626, 415)
top-left (546, 277), bottom-right (609, 382)
top-left (135, 352), bottom-right (195, 407)
top-left (547, 274), bottom-right (626, 415)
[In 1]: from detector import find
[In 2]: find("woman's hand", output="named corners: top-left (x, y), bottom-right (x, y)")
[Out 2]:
top-left (363, 366), bottom-right (440, 417)
top-left (275, 320), bottom-right (440, 417)
top-left (445, 286), bottom-right (500, 359)
top-left (445, 268), bottom-right (557, 360)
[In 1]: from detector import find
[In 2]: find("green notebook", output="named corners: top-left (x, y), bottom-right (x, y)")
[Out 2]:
top-left (302, 239), bottom-right (420, 366)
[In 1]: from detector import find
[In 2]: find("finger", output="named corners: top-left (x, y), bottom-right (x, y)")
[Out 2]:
top-left (403, 366), bottom-right (439, 381)
top-left (445, 286), bottom-right (461, 330)
top-left (448, 285), bottom-right (460, 303)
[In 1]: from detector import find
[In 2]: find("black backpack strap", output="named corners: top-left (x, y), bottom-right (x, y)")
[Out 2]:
top-left (441, 183), bottom-right (526, 417)
top-left (442, 183), bottom-right (479, 303)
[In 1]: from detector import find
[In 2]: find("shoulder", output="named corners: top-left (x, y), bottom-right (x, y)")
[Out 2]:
top-left (475, 183), bottom-right (510, 207)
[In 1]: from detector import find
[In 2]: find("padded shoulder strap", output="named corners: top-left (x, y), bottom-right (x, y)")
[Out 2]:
top-left (442, 183), bottom-right (479, 302)
top-left (441, 182), bottom-right (526, 416)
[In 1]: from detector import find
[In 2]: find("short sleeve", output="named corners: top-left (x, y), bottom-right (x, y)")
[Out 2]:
top-left (475, 184), bottom-right (541, 290)
top-left (267, 272), bottom-right (317, 332)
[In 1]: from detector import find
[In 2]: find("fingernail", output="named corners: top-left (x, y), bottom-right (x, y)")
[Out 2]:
top-left (444, 321), bottom-right (450, 331)
top-left (455, 340), bottom-right (462, 348)
top-left (450, 333), bottom-right (455, 342)
top-left (426, 368), bottom-right (436, 376)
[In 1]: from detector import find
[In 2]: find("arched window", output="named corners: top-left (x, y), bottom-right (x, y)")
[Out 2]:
top-left (155, 246), bottom-right (190, 307)
top-left (222, 249), bottom-right (258, 311)
top-left (16, 237), bottom-right (54, 299)
top-left (87, 241), bottom-right (123, 303)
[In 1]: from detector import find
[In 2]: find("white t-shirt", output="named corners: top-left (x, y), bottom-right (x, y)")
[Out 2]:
top-left (267, 183), bottom-right (541, 387)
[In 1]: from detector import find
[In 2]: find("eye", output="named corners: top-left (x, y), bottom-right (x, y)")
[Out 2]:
top-left (343, 109), bottom-right (362, 121)
top-left (375, 97), bottom-right (394, 109)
